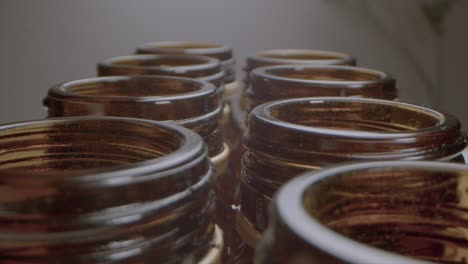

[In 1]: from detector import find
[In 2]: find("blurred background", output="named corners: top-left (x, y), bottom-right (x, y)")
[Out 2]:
top-left (1, 0), bottom-right (467, 126)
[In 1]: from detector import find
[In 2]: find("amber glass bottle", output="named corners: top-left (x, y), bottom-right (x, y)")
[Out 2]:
top-left (257, 161), bottom-right (468, 264)
top-left (43, 75), bottom-right (235, 258)
top-left (0, 117), bottom-right (221, 263)
top-left (234, 97), bottom-right (467, 263)
top-left (136, 41), bottom-right (236, 84)
top-left (246, 65), bottom-right (397, 115)
top-left (243, 49), bottom-right (355, 89)
top-left (135, 42), bottom-right (243, 206)
top-left (98, 54), bottom-right (225, 87)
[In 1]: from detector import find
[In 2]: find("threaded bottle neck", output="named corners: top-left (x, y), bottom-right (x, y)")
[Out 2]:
top-left (0, 117), bottom-right (216, 262)
top-left (259, 161), bottom-right (468, 264)
top-left (44, 75), bottom-right (224, 156)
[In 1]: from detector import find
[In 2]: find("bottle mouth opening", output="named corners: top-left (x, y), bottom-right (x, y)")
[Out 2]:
top-left (0, 117), bottom-right (213, 261)
top-left (149, 43), bottom-right (224, 50)
top-left (276, 161), bottom-right (468, 264)
top-left (259, 49), bottom-right (350, 61)
top-left (44, 76), bottom-right (223, 156)
top-left (0, 117), bottom-right (202, 180)
top-left (53, 75), bottom-right (214, 100)
top-left (136, 41), bottom-right (233, 61)
top-left (261, 97), bottom-right (443, 134)
top-left (255, 65), bottom-right (389, 84)
top-left (246, 49), bottom-right (356, 70)
top-left (100, 54), bottom-right (220, 70)
top-left (246, 97), bottom-right (465, 163)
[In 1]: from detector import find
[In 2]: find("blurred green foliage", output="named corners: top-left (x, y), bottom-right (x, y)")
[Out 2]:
top-left (421, 0), bottom-right (456, 36)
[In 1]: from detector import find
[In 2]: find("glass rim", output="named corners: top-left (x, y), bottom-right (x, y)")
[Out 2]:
top-left (98, 53), bottom-right (221, 72)
top-left (0, 116), bottom-right (207, 186)
top-left (251, 97), bottom-right (455, 139)
top-left (276, 160), bottom-right (468, 264)
top-left (47, 75), bottom-right (218, 103)
top-left (251, 64), bottom-right (393, 87)
top-left (136, 41), bottom-right (232, 61)
top-left (246, 49), bottom-right (355, 67)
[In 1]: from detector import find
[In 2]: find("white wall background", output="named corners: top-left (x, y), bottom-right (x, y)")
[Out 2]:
top-left (1, 0), bottom-right (467, 126)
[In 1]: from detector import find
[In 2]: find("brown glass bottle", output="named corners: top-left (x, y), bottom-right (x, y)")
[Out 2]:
top-left (42, 75), bottom-right (235, 258)
top-left (246, 65), bottom-right (397, 115)
top-left (0, 117), bottom-right (221, 263)
top-left (98, 54), bottom-right (225, 87)
top-left (235, 97), bottom-right (467, 263)
top-left (136, 41), bottom-right (236, 84)
top-left (257, 160), bottom-right (468, 264)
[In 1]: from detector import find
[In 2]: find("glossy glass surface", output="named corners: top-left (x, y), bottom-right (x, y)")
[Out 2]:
top-left (44, 74), bottom-right (232, 262)
top-left (44, 75), bottom-right (224, 157)
top-left (242, 49), bottom-right (355, 91)
top-left (245, 49), bottom-right (355, 70)
top-left (136, 41), bottom-right (235, 83)
top-left (246, 65), bottom-right (397, 115)
top-left (98, 54), bottom-right (225, 87)
top-left (234, 97), bottom-right (467, 263)
top-left (0, 117), bottom-right (216, 263)
top-left (258, 161), bottom-right (468, 264)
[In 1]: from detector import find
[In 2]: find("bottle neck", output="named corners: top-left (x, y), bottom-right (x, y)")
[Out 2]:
top-left (243, 49), bottom-right (355, 88)
top-left (44, 76), bottom-right (224, 156)
top-left (135, 41), bottom-right (235, 83)
top-left (0, 117), bottom-right (216, 262)
top-left (241, 97), bottom-right (467, 231)
top-left (259, 161), bottom-right (468, 264)
top-left (246, 65), bottom-right (397, 113)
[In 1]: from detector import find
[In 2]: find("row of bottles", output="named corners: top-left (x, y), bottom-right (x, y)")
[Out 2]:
top-left (0, 41), bottom-right (467, 263)
top-left (257, 160), bottom-right (468, 264)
